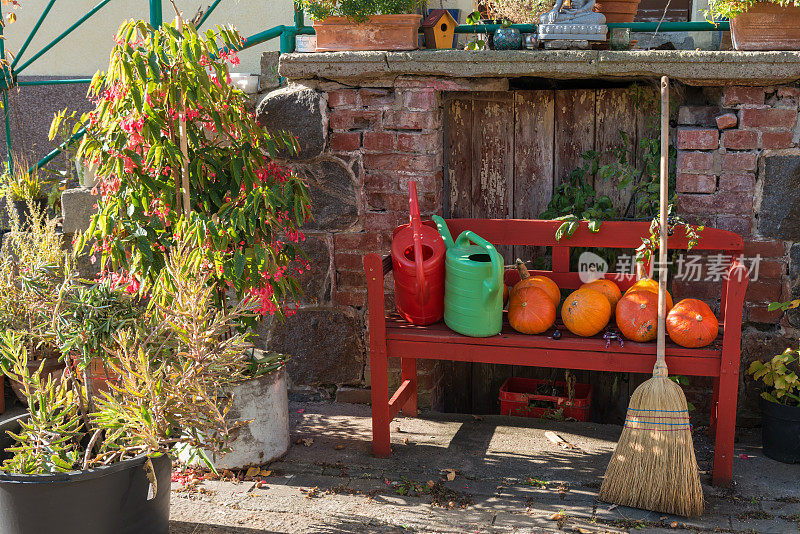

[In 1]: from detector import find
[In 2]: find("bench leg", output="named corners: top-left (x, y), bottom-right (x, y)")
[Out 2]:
top-left (708, 377), bottom-right (720, 436)
top-left (712, 374), bottom-right (737, 487)
top-left (400, 358), bottom-right (418, 417)
top-left (370, 350), bottom-right (391, 458)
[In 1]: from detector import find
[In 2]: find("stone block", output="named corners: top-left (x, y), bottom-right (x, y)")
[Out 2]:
top-left (296, 235), bottom-right (332, 304)
top-left (758, 156), bottom-right (800, 240)
top-left (259, 51), bottom-right (280, 91)
top-left (269, 308), bottom-right (365, 386)
top-left (296, 157), bottom-right (359, 232)
top-left (256, 85), bottom-right (325, 161)
top-left (335, 386), bottom-right (372, 404)
top-left (61, 187), bottom-right (98, 235)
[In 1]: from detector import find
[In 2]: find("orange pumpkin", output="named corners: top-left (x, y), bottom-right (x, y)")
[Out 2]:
top-left (624, 278), bottom-right (673, 310)
top-left (615, 291), bottom-right (659, 343)
top-left (508, 287), bottom-right (556, 335)
top-left (512, 259), bottom-right (560, 307)
top-left (667, 298), bottom-right (719, 348)
top-left (561, 288), bottom-right (611, 337)
top-left (580, 279), bottom-right (622, 312)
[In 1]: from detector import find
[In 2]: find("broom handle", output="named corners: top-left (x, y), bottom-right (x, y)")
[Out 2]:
top-left (654, 76), bottom-right (669, 379)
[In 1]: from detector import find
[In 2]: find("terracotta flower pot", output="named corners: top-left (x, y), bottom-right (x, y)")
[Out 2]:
top-left (594, 0), bottom-right (641, 23)
top-left (730, 2), bottom-right (800, 51)
top-left (313, 14), bottom-right (423, 52)
top-left (10, 357), bottom-right (65, 405)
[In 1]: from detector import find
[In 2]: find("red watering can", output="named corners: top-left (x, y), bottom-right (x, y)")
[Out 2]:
top-left (391, 181), bottom-right (446, 325)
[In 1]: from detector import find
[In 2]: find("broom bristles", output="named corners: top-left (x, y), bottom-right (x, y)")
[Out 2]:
top-left (599, 375), bottom-right (704, 517)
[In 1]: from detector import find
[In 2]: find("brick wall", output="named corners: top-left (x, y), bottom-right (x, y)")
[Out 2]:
top-left (676, 85), bottom-right (800, 424)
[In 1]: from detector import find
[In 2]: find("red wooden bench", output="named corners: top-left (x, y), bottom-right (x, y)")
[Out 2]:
top-left (364, 219), bottom-right (748, 487)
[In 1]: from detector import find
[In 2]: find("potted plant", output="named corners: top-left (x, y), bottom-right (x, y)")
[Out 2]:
top-left (748, 321), bottom-right (800, 463)
top-left (301, 0), bottom-right (424, 52)
top-left (1, 160), bottom-right (49, 231)
top-left (707, 0), bottom-right (800, 50)
top-left (0, 238), bottom-right (256, 533)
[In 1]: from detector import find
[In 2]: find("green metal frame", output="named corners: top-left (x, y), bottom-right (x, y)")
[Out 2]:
top-left (0, 0), bottom-right (729, 177)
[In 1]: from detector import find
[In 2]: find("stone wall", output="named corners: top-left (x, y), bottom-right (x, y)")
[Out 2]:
top-left (676, 85), bottom-right (800, 425)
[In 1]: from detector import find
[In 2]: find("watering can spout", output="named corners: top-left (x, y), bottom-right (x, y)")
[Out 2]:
top-left (432, 215), bottom-right (454, 249)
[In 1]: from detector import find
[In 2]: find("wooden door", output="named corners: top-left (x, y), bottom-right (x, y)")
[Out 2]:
top-left (440, 86), bottom-right (657, 419)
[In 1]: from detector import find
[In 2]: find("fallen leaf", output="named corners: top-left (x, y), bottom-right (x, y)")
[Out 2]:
top-left (549, 512), bottom-right (565, 521)
top-left (260, 470), bottom-right (271, 477)
top-left (427, 480), bottom-right (435, 488)
top-left (739, 454), bottom-right (752, 459)
top-left (575, 528), bottom-right (592, 533)
top-left (301, 438), bottom-right (314, 447)
top-left (670, 521), bottom-right (678, 528)
top-left (441, 468), bottom-right (456, 481)
top-left (334, 444), bottom-right (344, 450)
top-left (245, 467), bottom-right (259, 478)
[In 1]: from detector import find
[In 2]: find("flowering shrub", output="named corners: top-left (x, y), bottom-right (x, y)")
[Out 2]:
top-left (54, 20), bottom-right (311, 320)
top-left (707, 0), bottom-right (800, 19)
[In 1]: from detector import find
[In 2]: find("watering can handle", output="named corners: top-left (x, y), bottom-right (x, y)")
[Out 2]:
top-left (456, 231), bottom-right (503, 299)
top-left (432, 215), bottom-right (454, 249)
top-left (409, 182), bottom-right (428, 306)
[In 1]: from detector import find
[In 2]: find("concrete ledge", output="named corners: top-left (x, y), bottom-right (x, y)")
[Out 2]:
top-left (280, 50), bottom-right (800, 86)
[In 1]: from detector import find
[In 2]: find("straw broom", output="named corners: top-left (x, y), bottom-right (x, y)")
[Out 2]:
top-left (598, 76), bottom-right (704, 517)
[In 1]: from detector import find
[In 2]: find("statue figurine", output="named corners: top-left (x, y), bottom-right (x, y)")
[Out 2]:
top-left (537, 0), bottom-right (607, 44)
top-left (540, 0), bottom-right (606, 25)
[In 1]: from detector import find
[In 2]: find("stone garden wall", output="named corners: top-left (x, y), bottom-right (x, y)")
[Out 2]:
top-left (256, 72), bottom-right (800, 426)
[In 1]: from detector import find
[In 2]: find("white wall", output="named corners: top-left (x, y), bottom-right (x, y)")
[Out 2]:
top-left (3, 0), bottom-right (474, 77)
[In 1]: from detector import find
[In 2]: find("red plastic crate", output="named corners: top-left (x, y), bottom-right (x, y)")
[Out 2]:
top-left (499, 377), bottom-right (592, 422)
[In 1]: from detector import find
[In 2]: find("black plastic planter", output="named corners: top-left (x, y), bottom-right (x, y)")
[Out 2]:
top-left (10, 198), bottom-right (47, 231)
top-left (761, 397), bottom-right (800, 464)
top-left (0, 438), bottom-right (171, 534)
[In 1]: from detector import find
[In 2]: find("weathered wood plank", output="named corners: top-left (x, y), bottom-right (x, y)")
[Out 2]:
top-left (513, 90), bottom-right (555, 263)
top-left (594, 87), bottom-right (638, 214)
top-left (470, 92), bottom-right (516, 413)
top-left (554, 89), bottom-right (596, 188)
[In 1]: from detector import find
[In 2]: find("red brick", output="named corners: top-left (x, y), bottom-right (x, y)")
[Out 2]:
top-left (401, 89), bottom-right (437, 110)
top-left (397, 132), bottom-right (440, 153)
top-left (714, 191), bottom-right (753, 215)
top-left (364, 172), bottom-right (400, 192)
top-left (329, 132), bottom-right (361, 152)
top-left (724, 86), bottom-right (765, 106)
top-left (777, 87), bottom-right (800, 99)
top-left (382, 110), bottom-right (438, 130)
top-left (740, 107), bottom-right (798, 129)
top-left (715, 215), bottom-right (752, 236)
top-left (334, 252), bottom-right (364, 272)
top-left (743, 239), bottom-right (786, 258)
top-left (367, 191), bottom-right (439, 213)
top-left (363, 153), bottom-right (440, 172)
top-left (677, 173), bottom-right (716, 193)
top-left (760, 131), bottom-right (795, 149)
top-left (758, 259), bottom-right (786, 279)
top-left (715, 113), bottom-right (738, 130)
top-left (676, 193), bottom-right (714, 214)
top-left (677, 151), bottom-right (714, 172)
top-left (364, 211), bottom-right (408, 233)
top-left (363, 131), bottom-right (396, 151)
top-left (333, 289), bottom-right (367, 308)
top-left (748, 304), bottom-right (784, 324)
top-left (328, 89), bottom-right (358, 108)
top-left (721, 129), bottom-right (758, 150)
top-left (718, 172), bottom-right (755, 192)
top-left (359, 88), bottom-right (395, 107)
top-left (677, 128), bottom-right (719, 150)
top-left (334, 232), bottom-right (385, 253)
top-left (337, 270), bottom-right (367, 290)
top-left (721, 152), bottom-right (757, 172)
top-left (329, 109), bottom-right (381, 131)
top-left (745, 280), bottom-right (782, 302)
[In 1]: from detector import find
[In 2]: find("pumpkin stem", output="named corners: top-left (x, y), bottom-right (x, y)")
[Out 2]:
top-left (515, 258), bottom-right (530, 280)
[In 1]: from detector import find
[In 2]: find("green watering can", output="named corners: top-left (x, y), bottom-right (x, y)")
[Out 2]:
top-left (432, 216), bottom-right (504, 338)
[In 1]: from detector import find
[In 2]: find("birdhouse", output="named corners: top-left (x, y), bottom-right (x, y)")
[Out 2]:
top-left (422, 9), bottom-right (458, 49)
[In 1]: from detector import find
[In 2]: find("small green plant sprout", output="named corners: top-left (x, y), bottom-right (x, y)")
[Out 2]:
top-left (464, 11), bottom-right (488, 50)
top-left (301, 0), bottom-right (423, 22)
top-left (749, 347), bottom-right (800, 406)
top-left (768, 299), bottom-right (800, 313)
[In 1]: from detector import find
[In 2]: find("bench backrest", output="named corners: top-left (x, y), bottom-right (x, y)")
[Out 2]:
top-left (439, 219), bottom-right (745, 294)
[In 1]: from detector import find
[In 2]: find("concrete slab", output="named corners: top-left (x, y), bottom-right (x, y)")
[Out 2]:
top-left (279, 49), bottom-right (800, 87)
